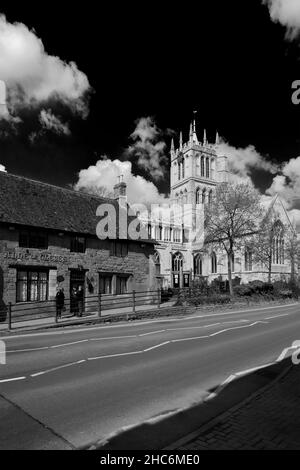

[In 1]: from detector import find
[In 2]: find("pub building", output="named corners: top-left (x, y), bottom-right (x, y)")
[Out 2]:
top-left (0, 171), bottom-right (158, 314)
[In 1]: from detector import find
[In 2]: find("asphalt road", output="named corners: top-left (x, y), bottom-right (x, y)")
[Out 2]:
top-left (0, 302), bottom-right (299, 449)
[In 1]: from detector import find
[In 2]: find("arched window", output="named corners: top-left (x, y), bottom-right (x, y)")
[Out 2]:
top-left (245, 249), bottom-right (253, 271)
top-left (194, 254), bottom-right (203, 276)
top-left (182, 158), bottom-right (185, 179)
top-left (211, 252), bottom-right (217, 274)
top-left (272, 220), bottom-right (285, 265)
top-left (173, 228), bottom-right (181, 243)
top-left (178, 162), bottom-right (181, 180)
top-left (155, 225), bottom-right (162, 241)
top-left (208, 190), bottom-right (213, 205)
top-left (196, 154), bottom-right (200, 175)
top-left (202, 188), bottom-right (206, 204)
top-left (196, 188), bottom-right (201, 204)
top-left (154, 251), bottom-right (161, 276)
top-left (172, 252), bottom-right (183, 272)
top-left (201, 156), bottom-right (205, 177)
top-left (164, 227), bottom-right (171, 242)
top-left (206, 157), bottom-right (210, 178)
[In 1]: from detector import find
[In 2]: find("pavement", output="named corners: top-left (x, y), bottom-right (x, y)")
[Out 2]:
top-left (171, 362), bottom-right (300, 450)
top-left (0, 302), bottom-right (300, 450)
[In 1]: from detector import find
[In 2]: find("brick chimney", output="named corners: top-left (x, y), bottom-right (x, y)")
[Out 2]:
top-left (114, 175), bottom-right (127, 200)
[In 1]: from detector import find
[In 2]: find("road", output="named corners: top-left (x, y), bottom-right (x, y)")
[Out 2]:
top-left (0, 302), bottom-right (299, 449)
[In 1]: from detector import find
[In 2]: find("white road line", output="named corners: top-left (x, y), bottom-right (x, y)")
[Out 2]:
top-left (3, 302), bottom-right (298, 340)
top-left (265, 313), bottom-right (290, 320)
top-left (143, 341), bottom-right (170, 352)
top-left (88, 351), bottom-right (143, 361)
top-left (90, 335), bottom-right (137, 341)
top-left (30, 360), bottom-right (86, 378)
top-left (209, 321), bottom-right (268, 337)
top-left (7, 346), bottom-right (50, 353)
top-left (172, 335), bottom-right (209, 343)
top-left (139, 330), bottom-right (165, 337)
top-left (50, 339), bottom-right (89, 348)
top-left (0, 376), bottom-right (26, 384)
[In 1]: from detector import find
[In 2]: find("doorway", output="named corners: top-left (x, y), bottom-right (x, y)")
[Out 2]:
top-left (70, 269), bottom-right (86, 313)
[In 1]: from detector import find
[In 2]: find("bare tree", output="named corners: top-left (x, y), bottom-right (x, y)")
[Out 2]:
top-left (204, 182), bottom-right (262, 296)
top-left (248, 209), bottom-right (275, 283)
top-left (284, 224), bottom-right (298, 284)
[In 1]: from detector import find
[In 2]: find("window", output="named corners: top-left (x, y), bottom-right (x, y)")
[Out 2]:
top-left (172, 252), bottom-right (183, 272)
top-left (194, 254), bottom-right (203, 275)
top-left (211, 252), bottom-right (217, 274)
top-left (17, 270), bottom-right (48, 302)
top-left (70, 236), bottom-right (86, 253)
top-left (202, 189), bottom-right (206, 204)
top-left (19, 230), bottom-right (48, 249)
top-left (208, 190), bottom-right (213, 205)
top-left (178, 162), bottom-right (181, 180)
top-left (182, 159), bottom-right (185, 179)
top-left (116, 276), bottom-right (128, 295)
top-left (148, 224), bottom-right (152, 239)
top-left (99, 274), bottom-right (113, 294)
top-left (173, 228), bottom-right (181, 243)
top-left (164, 227), bottom-right (171, 242)
top-left (111, 241), bottom-right (128, 257)
top-left (154, 251), bottom-right (161, 275)
top-left (206, 157), bottom-right (210, 178)
top-left (272, 221), bottom-right (285, 265)
top-left (196, 188), bottom-right (201, 204)
top-left (245, 249), bottom-right (253, 271)
top-left (201, 156), bottom-right (205, 177)
top-left (155, 225), bottom-right (163, 241)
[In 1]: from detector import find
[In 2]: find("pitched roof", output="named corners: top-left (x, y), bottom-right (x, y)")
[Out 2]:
top-left (0, 172), bottom-right (150, 241)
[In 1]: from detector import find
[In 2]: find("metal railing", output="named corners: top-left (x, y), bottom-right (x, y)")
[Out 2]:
top-left (0, 288), bottom-right (175, 331)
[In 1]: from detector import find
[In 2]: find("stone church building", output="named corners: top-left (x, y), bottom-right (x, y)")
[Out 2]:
top-left (149, 120), bottom-right (297, 289)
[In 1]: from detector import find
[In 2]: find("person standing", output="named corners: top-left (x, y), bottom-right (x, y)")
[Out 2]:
top-left (77, 285), bottom-right (84, 317)
top-left (55, 288), bottom-right (65, 320)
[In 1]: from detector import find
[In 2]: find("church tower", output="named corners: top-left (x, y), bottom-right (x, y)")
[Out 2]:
top-left (170, 119), bottom-right (227, 208)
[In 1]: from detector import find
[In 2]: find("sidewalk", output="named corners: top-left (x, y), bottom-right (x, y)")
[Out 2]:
top-left (0, 300), bottom-right (177, 333)
top-left (174, 364), bottom-right (300, 450)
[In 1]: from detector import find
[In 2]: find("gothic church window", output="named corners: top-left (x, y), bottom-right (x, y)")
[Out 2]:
top-left (206, 157), bottom-right (210, 178)
top-left (211, 252), bottom-right (217, 274)
top-left (194, 254), bottom-right (203, 276)
top-left (172, 252), bottom-right (183, 272)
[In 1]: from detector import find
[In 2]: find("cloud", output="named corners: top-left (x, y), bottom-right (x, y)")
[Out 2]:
top-left (0, 14), bottom-right (91, 117)
top-left (217, 140), bottom-right (278, 181)
top-left (263, 0), bottom-right (300, 40)
top-left (74, 157), bottom-right (168, 205)
top-left (126, 117), bottom-right (169, 181)
top-left (266, 155), bottom-right (300, 204)
top-left (0, 164), bottom-right (6, 172)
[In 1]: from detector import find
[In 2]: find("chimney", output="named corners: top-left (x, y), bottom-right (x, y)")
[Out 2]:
top-left (114, 175), bottom-right (127, 200)
top-left (0, 80), bottom-right (8, 117)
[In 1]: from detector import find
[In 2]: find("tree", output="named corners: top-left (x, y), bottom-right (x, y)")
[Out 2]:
top-left (248, 209), bottom-right (276, 283)
top-left (204, 182), bottom-right (262, 296)
top-left (284, 224), bottom-right (298, 284)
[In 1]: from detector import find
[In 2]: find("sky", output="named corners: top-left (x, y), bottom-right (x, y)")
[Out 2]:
top-left (2, 1), bottom-right (300, 223)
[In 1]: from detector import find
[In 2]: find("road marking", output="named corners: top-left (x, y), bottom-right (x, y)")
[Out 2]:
top-left (90, 335), bottom-right (137, 341)
top-left (0, 376), bottom-right (26, 384)
top-left (3, 302), bottom-right (298, 340)
top-left (172, 335), bottom-right (209, 343)
top-left (143, 341), bottom-right (170, 352)
top-left (50, 340), bottom-right (89, 348)
top-left (7, 346), bottom-right (50, 353)
top-left (30, 360), bottom-right (86, 378)
top-left (88, 351), bottom-right (143, 361)
top-left (264, 313), bottom-right (290, 320)
top-left (209, 321), bottom-right (268, 337)
top-left (139, 330), bottom-right (165, 337)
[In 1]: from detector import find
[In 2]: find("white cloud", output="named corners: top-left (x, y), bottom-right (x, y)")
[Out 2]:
top-left (0, 164), bottom-right (6, 172)
top-left (39, 109), bottom-right (70, 135)
top-left (74, 157), bottom-right (168, 205)
top-left (0, 14), bottom-right (91, 117)
top-left (217, 140), bottom-right (278, 181)
top-left (263, 0), bottom-right (300, 40)
top-left (267, 155), bottom-right (300, 205)
top-left (127, 117), bottom-right (169, 181)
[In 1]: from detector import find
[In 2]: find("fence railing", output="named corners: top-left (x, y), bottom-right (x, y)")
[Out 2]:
top-left (0, 288), bottom-right (185, 331)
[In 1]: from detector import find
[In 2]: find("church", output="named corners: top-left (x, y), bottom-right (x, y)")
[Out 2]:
top-left (148, 120), bottom-right (297, 289)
